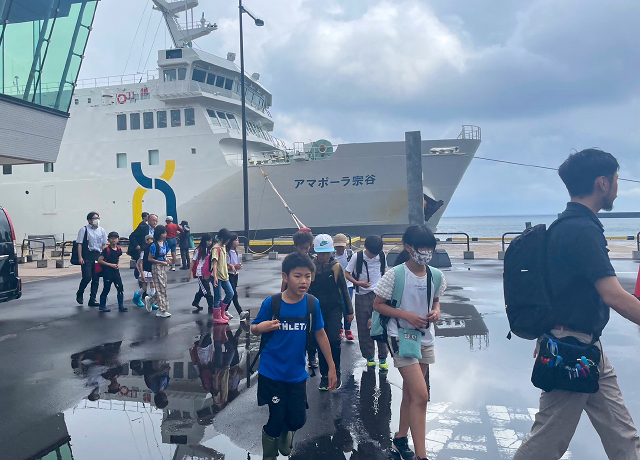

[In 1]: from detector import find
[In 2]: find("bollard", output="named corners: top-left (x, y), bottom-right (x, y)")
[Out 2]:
top-left (633, 251), bottom-right (640, 261)
top-left (17, 257), bottom-right (27, 264)
top-left (51, 250), bottom-right (62, 258)
top-left (37, 260), bottom-right (48, 268)
top-left (26, 255), bottom-right (35, 263)
top-left (56, 259), bottom-right (70, 268)
top-left (430, 249), bottom-right (451, 268)
top-left (463, 251), bottom-right (475, 260)
top-left (498, 251), bottom-right (506, 260)
top-left (242, 253), bottom-right (254, 262)
top-left (268, 252), bottom-right (278, 260)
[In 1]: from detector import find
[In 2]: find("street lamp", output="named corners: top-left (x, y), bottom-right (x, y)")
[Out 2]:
top-left (239, 0), bottom-right (264, 252)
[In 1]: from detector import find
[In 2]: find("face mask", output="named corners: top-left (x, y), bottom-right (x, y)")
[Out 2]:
top-left (92, 219), bottom-right (100, 227)
top-left (411, 248), bottom-right (433, 266)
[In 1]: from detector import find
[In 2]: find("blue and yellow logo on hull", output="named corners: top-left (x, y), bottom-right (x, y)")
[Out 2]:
top-left (131, 160), bottom-right (177, 228)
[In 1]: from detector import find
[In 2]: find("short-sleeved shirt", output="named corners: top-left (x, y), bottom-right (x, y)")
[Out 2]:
top-left (76, 225), bottom-right (107, 253)
top-left (100, 246), bottom-right (122, 275)
top-left (334, 250), bottom-right (354, 288)
top-left (547, 202), bottom-right (616, 337)
top-left (165, 222), bottom-right (180, 239)
top-left (345, 251), bottom-right (386, 294)
top-left (149, 242), bottom-right (167, 262)
top-left (192, 247), bottom-right (208, 277)
top-left (252, 294), bottom-right (325, 383)
top-left (211, 244), bottom-right (229, 281)
top-left (228, 249), bottom-right (240, 267)
top-left (375, 264), bottom-right (447, 346)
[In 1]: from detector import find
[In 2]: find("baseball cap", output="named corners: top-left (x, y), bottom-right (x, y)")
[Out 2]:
top-left (314, 234), bottom-right (334, 253)
top-left (166, 216), bottom-right (173, 222)
top-left (108, 231), bottom-right (119, 239)
top-left (333, 233), bottom-right (348, 247)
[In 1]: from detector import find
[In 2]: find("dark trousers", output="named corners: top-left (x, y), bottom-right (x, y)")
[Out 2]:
top-left (78, 251), bottom-right (100, 300)
top-left (355, 292), bottom-right (388, 360)
top-left (229, 273), bottom-right (242, 314)
top-left (100, 270), bottom-right (124, 308)
top-left (258, 374), bottom-right (308, 438)
top-left (193, 276), bottom-right (214, 309)
top-left (316, 307), bottom-right (343, 377)
top-left (180, 247), bottom-right (190, 268)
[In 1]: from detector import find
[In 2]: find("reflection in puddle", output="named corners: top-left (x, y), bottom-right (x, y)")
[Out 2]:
top-left (436, 297), bottom-right (490, 351)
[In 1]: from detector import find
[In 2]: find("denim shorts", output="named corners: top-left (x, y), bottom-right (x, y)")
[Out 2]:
top-left (166, 238), bottom-right (177, 252)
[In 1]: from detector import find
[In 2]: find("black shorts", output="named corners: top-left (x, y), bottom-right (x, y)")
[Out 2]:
top-left (257, 373), bottom-right (308, 408)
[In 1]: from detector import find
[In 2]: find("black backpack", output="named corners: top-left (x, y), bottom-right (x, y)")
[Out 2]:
top-left (249, 293), bottom-right (317, 372)
top-left (504, 217), bottom-right (575, 340)
top-left (353, 250), bottom-right (386, 292)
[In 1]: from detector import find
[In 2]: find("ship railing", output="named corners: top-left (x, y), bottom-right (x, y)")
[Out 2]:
top-left (637, 231), bottom-right (640, 252)
top-left (457, 125), bottom-right (481, 140)
top-left (501, 232), bottom-right (523, 252)
top-left (382, 232), bottom-right (471, 252)
top-left (21, 239), bottom-right (46, 261)
top-left (75, 70), bottom-right (159, 89)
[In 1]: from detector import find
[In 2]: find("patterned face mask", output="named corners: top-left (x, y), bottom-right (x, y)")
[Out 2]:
top-left (411, 248), bottom-right (433, 266)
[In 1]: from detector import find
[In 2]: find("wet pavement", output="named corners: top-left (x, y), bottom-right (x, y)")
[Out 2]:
top-left (2, 257), bottom-right (640, 459)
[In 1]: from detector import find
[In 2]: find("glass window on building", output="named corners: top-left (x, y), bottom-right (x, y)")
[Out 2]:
top-left (163, 69), bottom-right (177, 82)
top-left (117, 114), bottom-right (127, 131)
top-left (116, 153), bottom-right (127, 169)
top-left (192, 68), bottom-right (206, 83)
top-left (148, 150), bottom-right (160, 165)
top-left (177, 68), bottom-right (187, 80)
top-left (143, 112), bottom-right (154, 129)
top-left (171, 109), bottom-right (181, 127)
top-left (157, 111), bottom-right (167, 128)
top-left (207, 109), bottom-right (221, 126)
top-left (166, 49), bottom-right (182, 59)
top-left (185, 108), bottom-right (195, 126)
top-left (224, 79), bottom-right (234, 91)
top-left (206, 73), bottom-right (216, 86)
top-left (44, 162), bottom-right (54, 172)
top-left (130, 112), bottom-right (140, 130)
top-left (226, 113), bottom-right (240, 131)
top-left (217, 111), bottom-right (231, 129)
top-left (3, 165), bottom-right (12, 175)
top-left (0, 0), bottom-right (99, 113)
top-left (215, 75), bottom-right (225, 88)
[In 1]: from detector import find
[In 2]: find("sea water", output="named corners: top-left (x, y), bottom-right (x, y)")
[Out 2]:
top-left (437, 215), bottom-right (640, 238)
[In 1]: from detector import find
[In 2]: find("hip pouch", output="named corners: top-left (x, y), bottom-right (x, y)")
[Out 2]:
top-left (397, 328), bottom-right (422, 359)
top-left (531, 334), bottom-right (601, 394)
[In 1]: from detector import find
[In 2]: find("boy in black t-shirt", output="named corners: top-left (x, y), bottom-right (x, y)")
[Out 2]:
top-left (98, 231), bottom-right (127, 313)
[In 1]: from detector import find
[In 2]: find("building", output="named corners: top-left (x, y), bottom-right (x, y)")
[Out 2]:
top-left (0, 0), bottom-right (98, 170)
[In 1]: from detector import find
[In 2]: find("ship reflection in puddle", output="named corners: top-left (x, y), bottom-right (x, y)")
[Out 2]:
top-left (436, 295), bottom-right (490, 351)
top-left (59, 322), bottom-right (254, 459)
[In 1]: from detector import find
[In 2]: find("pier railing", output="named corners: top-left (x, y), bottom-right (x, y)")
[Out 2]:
top-left (637, 232), bottom-right (640, 252)
top-left (21, 239), bottom-right (45, 260)
top-left (501, 232), bottom-right (523, 252)
top-left (382, 232), bottom-right (471, 252)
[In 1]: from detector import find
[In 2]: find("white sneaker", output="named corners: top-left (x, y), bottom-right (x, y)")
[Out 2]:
top-left (156, 311), bottom-right (171, 318)
top-left (226, 311), bottom-right (234, 319)
top-left (170, 265), bottom-right (176, 271)
top-left (240, 310), bottom-right (250, 321)
top-left (144, 296), bottom-right (152, 312)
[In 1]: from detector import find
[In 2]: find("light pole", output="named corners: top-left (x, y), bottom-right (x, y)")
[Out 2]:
top-left (239, 0), bottom-right (264, 252)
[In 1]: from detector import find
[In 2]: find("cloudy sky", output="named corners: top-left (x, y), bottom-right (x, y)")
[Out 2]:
top-left (80, 0), bottom-right (640, 217)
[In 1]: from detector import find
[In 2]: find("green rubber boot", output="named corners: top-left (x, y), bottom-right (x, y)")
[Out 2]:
top-left (262, 428), bottom-right (280, 460)
top-left (278, 430), bottom-right (294, 456)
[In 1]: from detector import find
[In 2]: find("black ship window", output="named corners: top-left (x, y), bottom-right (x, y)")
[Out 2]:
top-left (207, 109), bottom-right (221, 126)
top-left (206, 73), bottom-right (216, 86)
top-left (217, 111), bottom-right (231, 129)
top-left (143, 112), bottom-right (154, 129)
top-left (117, 114), bottom-right (127, 131)
top-left (3, 165), bottom-right (12, 175)
top-left (224, 79), bottom-right (234, 91)
top-left (178, 68), bottom-right (187, 80)
top-left (163, 69), bottom-right (177, 82)
top-left (226, 113), bottom-right (239, 131)
top-left (171, 109), bottom-right (181, 127)
top-left (215, 75), bottom-right (225, 88)
top-left (192, 68), bottom-right (206, 83)
top-left (157, 111), bottom-right (167, 128)
top-left (44, 163), bottom-right (54, 173)
top-left (185, 108), bottom-right (195, 126)
top-left (166, 49), bottom-right (182, 59)
top-left (130, 113), bottom-right (141, 130)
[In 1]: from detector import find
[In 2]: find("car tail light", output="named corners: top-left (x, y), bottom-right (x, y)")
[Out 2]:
top-left (3, 208), bottom-right (16, 242)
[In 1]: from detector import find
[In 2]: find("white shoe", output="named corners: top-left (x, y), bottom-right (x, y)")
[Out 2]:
top-left (170, 266), bottom-right (176, 271)
top-left (144, 296), bottom-right (152, 312)
top-left (156, 311), bottom-right (171, 317)
top-left (240, 310), bottom-right (250, 321)
top-left (226, 311), bottom-right (234, 319)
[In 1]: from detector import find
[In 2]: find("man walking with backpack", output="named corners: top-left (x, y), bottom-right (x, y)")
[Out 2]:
top-left (510, 149), bottom-right (640, 459)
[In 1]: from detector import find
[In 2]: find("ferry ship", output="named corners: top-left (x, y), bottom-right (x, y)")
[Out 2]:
top-left (0, 0), bottom-right (481, 242)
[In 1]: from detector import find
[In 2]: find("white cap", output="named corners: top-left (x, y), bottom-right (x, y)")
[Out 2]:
top-left (314, 234), bottom-right (334, 253)
top-left (166, 216), bottom-right (173, 222)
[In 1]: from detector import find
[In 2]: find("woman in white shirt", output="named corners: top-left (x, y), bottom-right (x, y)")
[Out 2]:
top-left (226, 233), bottom-right (249, 320)
top-left (373, 225), bottom-right (445, 460)
top-left (187, 233), bottom-right (213, 314)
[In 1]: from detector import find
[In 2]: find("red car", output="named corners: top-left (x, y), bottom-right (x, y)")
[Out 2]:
top-left (0, 206), bottom-right (21, 301)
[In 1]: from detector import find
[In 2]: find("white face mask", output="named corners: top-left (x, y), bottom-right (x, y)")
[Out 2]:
top-left (411, 248), bottom-right (433, 266)
top-left (92, 219), bottom-right (100, 227)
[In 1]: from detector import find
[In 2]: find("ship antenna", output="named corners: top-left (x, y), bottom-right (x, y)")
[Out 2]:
top-left (151, 0), bottom-right (217, 48)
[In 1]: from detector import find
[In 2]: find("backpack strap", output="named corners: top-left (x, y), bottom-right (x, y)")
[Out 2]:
top-left (306, 294), bottom-right (317, 338)
top-left (346, 249), bottom-right (353, 262)
top-left (430, 267), bottom-right (443, 299)
top-left (332, 263), bottom-right (341, 282)
top-left (249, 294), bottom-right (282, 373)
top-left (380, 252), bottom-right (386, 276)
top-left (390, 264), bottom-right (405, 307)
top-left (355, 250), bottom-right (364, 279)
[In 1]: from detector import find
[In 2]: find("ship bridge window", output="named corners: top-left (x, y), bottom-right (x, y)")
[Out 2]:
top-left (178, 68), bottom-right (187, 80)
top-left (116, 153), bottom-right (127, 169)
top-left (215, 75), bottom-right (225, 89)
top-left (226, 113), bottom-right (239, 131)
top-left (166, 49), bottom-right (182, 59)
top-left (149, 150), bottom-right (160, 166)
top-left (171, 109), bottom-right (181, 127)
top-left (44, 163), bottom-right (54, 173)
top-left (207, 109), bottom-right (221, 126)
top-left (163, 69), bottom-right (177, 82)
top-left (224, 79), bottom-right (234, 91)
top-left (192, 68), bottom-right (207, 83)
top-left (130, 113), bottom-right (141, 130)
top-left (143, 112), bottom-right (154, 129)
top-left (217, 111), bottom-right (231, 129)
top-left (185, 108), bottom-right (195, 126)
top-left (206, 73), bottom-right (216, 86)
top-left (117, 114), bottom-right (127, 131)
top-left (157, 111), bottom-right (167, 128)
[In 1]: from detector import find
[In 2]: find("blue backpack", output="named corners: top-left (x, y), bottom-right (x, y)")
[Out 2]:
top-left (370, 264), bottom-right (443, 342)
